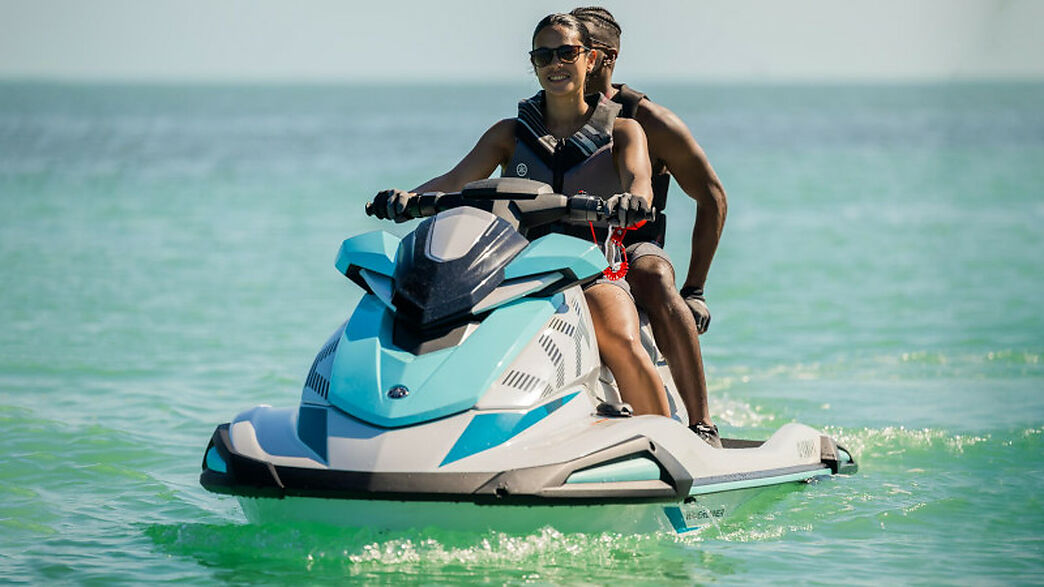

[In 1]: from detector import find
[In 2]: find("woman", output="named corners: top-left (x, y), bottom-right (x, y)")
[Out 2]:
top-left (378, 13), bottom-right (669, 417)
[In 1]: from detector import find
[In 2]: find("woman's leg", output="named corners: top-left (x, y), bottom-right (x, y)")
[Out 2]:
top-left (585, 283), bottom-right (670, 417)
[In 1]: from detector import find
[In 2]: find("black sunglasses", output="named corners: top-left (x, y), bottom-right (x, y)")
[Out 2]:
top-left (529, 45), bottom-right (589, 68)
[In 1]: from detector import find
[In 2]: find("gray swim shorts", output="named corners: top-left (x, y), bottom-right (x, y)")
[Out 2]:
top-left (585, 242), bottom-right (674, 299)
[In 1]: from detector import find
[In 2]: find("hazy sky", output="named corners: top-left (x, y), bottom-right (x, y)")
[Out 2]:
top-left (2, 0), bottom-right (1041, 83)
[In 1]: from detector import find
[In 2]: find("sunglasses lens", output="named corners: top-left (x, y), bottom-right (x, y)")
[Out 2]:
top-left (531, 46), bottom-right (587, 67)
top-left (530, 48), bottom-right (553, 68)
top-left (557, 46), bottom-right (582, 63)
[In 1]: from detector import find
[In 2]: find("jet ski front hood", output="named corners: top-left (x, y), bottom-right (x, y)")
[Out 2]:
top-left (327, 293), bottom-right (559, 428)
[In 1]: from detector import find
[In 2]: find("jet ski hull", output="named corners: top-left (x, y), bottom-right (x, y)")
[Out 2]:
top-left (201, 406), bottom-right (856, 534)
top-left (235, 485), bottom-right (788, 534)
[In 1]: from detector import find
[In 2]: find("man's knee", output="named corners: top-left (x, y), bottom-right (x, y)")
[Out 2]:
top-left (628, 256), bottom-right (676, 306)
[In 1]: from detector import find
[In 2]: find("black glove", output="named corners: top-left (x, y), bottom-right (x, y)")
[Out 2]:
top-left (680, 286), bottom-right (711, 334)
top-left (370, 189), bottom-right (415, 223)
top-left (605, 192), bottom-right (650, 227)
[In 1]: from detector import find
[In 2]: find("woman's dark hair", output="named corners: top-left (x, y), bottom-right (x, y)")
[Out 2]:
top-left (569, 6), bottom-right (621, 50)
top-left (532, 13), bottom-right (593, 48)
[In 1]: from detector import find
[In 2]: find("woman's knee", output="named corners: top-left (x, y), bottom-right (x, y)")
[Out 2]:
top-left (586, 287), bottom-right (641, 343)
top-left (597, 324), bottom-right (643, 358)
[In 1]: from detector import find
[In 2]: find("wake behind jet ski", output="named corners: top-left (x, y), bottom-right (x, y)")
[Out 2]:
top-left (199, 178), bottom-right (856, 534)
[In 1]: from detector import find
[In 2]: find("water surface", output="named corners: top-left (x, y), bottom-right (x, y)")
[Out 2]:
top-left (1, 81), bottom-right (1041, 583)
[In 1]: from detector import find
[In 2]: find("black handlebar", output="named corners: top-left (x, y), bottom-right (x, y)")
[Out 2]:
top-left (366, 190), bottom-right (656, 227)
top-left (365, 191), bottom-right (456, 221)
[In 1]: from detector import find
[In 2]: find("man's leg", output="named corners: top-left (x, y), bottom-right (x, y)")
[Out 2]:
top-left (626, 253), bottom-right (713, 427)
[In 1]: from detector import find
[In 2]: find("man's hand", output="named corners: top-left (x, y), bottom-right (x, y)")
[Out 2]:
top-left (371, 189), bottom-right (415, 223)
top-left (605, 192), bottom-right (651, 227)
top-left (680, 286), bottom-right (711, 334)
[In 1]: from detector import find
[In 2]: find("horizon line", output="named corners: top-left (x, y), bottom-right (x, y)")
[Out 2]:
top-left (2, 74), bottom-right (1043, 87)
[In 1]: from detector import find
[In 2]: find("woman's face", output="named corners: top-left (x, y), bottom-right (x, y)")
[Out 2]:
top-left (532, 24), bottom-right (592, 97)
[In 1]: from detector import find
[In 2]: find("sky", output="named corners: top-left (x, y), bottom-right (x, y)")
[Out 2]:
top-left (1, 0), bottom-right (1042, 83)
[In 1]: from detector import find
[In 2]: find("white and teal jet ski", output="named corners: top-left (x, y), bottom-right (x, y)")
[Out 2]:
top-left (200, 178), bottom-right (856, 534)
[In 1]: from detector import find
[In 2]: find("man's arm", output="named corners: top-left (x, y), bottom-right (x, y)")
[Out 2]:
top-left (639, 104), bottom-right (727, 291)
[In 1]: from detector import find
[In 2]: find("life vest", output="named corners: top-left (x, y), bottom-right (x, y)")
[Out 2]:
top-left (504, 91), bottom-right (622, 195)
top-left (503, 91), bottom-right (623, 242)
top-left (612, 84), bottom-right (669, 246)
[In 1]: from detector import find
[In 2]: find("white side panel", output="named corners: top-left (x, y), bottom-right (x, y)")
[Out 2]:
top-left (324, 408), bottom-right (474, 473)
top-left (229, 417), bottom-right (326, 470)
top-left (476, 286), bottom-right (601, 410)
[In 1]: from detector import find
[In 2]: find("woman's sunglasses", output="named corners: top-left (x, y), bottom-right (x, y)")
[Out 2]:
top-left (529, 45), bottom-right (589, 68)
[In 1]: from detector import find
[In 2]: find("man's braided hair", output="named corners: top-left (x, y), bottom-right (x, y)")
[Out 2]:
top-left (569, 6), bottom-right (621, 50)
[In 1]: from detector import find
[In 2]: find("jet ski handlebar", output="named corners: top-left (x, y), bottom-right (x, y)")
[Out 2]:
top-left (366, 185), bottom-right (655, 230)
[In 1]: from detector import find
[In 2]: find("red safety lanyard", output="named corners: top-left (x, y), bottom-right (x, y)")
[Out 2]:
top-left (590, 222), bottom-right (632, 280)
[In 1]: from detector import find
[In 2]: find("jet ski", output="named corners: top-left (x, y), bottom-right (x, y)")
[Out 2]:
top-left (199, 177), bottom-right (856, 534)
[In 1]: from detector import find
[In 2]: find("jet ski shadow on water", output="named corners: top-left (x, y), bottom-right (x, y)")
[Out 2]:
top-left (200, 177), bottom-right (857, 534)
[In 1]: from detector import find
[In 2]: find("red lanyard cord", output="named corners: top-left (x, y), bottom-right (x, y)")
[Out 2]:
top-left (589, 222), bottom-right (633, 280)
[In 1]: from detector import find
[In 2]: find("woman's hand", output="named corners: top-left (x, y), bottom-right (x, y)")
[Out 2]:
top-left (370, 189), bottom-right (416, 222)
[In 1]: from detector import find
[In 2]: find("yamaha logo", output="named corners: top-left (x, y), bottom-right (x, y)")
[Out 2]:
top-left (388, 385), bottom-right (409, 399)
top-left (515, 163), bottom-right (528, 177)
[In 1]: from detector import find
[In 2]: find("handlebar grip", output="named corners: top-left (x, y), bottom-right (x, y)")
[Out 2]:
top-left (567, 194), bottom-right (608, 223)
top-left (366, 191), bottom-right (450, 221)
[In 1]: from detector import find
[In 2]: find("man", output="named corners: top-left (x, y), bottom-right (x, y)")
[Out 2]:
top-left (571, 7), bottom-right (728, 448)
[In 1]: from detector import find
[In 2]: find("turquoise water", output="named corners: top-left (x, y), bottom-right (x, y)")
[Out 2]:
top-left (1, 81), bottom-right (1042, 583)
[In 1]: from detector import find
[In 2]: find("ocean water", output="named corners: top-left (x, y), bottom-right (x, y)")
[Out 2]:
top-left (0, 81), bottom-right (1041, 584)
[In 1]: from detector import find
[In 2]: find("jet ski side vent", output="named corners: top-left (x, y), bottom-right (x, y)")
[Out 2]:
top-left (548, 317), bottom-right (576, 338)
top-left (538, 334), bottom-right (566, 388)
top-left (571, 299), bottom-right (594, 378)
top-left (501, 369), bottom-right (546, 394)
top-left (306, 371), bottom-right (330, 400)
top-left (304, 338), bottom-right (339, 399)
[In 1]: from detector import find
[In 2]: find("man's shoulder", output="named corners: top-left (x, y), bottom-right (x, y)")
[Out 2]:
top-left (634, 100), bottom-right (690, 146)
top-left (613, 83), bottom-right (686, 139)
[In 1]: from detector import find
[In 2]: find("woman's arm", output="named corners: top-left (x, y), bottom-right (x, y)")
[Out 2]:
top-left (610, 118), bottom-right (653, 205)
top-left (411, 119), bottom-right (517, 193)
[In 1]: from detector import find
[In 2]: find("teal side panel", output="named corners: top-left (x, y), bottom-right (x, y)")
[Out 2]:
top-left (662, 507), bottom-right (701, 533)
top-left (327, 295), bottom-right (559, 428)
top-left (297, 406), bottom-right (328, 462)
top-left (504, 233), bottom-right (607, 280)
top-left (440, 392), bottom-right (579, 466)
top-left (334, 230), bottom-right (400, 277)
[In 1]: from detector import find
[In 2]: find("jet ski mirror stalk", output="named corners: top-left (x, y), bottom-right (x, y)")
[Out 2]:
top-left (366, 178), bottom-right (655, 236)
